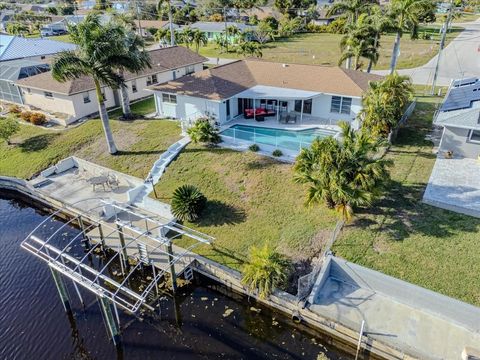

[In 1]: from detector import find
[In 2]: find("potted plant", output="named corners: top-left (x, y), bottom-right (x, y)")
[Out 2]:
top-left (445, 150), bottom-right (453, 159)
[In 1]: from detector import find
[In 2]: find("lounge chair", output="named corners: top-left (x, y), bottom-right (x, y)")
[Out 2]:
top-left (287, 114), bottom-right (297, 124)
top-left (107, 173), bottom-right (120, 189)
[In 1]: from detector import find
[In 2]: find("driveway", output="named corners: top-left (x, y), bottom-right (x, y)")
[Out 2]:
top-left (374, 19), bottom-right (480, 85)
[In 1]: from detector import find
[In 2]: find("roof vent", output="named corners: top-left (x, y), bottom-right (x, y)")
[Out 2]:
top-left (282, 64), bottom-right (288, 68)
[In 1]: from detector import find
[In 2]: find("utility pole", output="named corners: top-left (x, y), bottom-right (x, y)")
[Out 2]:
top-left (134, 0), bottom-right (143, 38)
top-left (431, 0), bottom-right (454, 95)
top-left (168, 0), bottom-right (175, 46)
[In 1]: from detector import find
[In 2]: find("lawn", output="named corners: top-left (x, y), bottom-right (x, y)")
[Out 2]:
top-left (152, 146), bottom-right (338, 270)
top-left (0, 98), bottom-right (181, 180)
top-left (199, 26), bottom-right (463, 70)
top-left (333, 95), bottom-right (480, 306)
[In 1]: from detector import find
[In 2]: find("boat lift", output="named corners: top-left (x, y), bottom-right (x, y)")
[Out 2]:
top-left (21, 198), bottom-right (214, 346)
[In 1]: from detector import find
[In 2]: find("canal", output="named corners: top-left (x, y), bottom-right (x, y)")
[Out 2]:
top-left (0, 191), bottom-right (352, 360)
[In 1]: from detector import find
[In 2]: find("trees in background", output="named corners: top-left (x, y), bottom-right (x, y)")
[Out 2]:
top-left (361, 73), bottom-right (413, 137)
top-left (242, 245), bottom-right (290, 299)
top-left (6, 23), bottom-right (29, 36)
top-left (236, 40), bottom-right (263, 57)
top-left (294, 122), bottom-right (392, 222)
top-left (179, 26), bottom-right (194, 49)
top-left (0, 115), bottom-right (20, 145)
top-left (192, 28), bottom-right (208, 53)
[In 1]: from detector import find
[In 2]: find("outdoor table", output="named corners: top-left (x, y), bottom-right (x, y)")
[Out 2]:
top-left (89, 176), bottom-right (108, 191)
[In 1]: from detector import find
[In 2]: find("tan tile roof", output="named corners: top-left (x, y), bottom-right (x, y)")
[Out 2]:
top-left (151, 59), bottom-right (383, 100)
top-left (15, 46), bottom-right (207, 95)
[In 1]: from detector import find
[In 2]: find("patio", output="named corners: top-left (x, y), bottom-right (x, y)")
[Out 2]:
top-left (423, 156), bottom-right (480, 217)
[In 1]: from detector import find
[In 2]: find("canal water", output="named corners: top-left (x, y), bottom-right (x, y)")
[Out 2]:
top-left (0, 192), bottom-right (352, 360)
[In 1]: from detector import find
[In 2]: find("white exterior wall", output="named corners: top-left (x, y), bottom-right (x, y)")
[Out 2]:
top-left (440, 126), bottom-right (480, 158)
top-left (155, 92), bottom-right (221, 122)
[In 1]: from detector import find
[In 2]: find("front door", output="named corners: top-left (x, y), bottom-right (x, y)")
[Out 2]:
top-left (226, 99), bottom-right (231, 120)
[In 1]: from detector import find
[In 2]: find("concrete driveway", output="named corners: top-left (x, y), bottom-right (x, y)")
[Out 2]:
top-left (374, 19), bottom-right (480, 85)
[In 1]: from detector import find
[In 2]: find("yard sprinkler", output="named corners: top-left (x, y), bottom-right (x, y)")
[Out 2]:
top-left (147, 176), bottom-right (158, 198)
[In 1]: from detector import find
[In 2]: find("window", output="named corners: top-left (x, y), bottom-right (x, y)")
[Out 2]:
top-left (162, 93), bottom-right (177, 104)
top-left (330, 96), bottom-right (352, 114)
top-left (468, 130), bottom-right (480, 143)
top-left (44, 91), bottom-right (53, 98)
top-left (185, 65), bottom-right (195, 75)
top-left (294, 99), bottom-right (312, 114)
top-left (83, 92), bottom-right (91, 103)
top-left (146, 74), bottom-right (158, 86)
top-left (132, 80), bottom-right (137, 93)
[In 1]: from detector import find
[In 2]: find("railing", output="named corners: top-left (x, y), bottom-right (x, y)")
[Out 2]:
top-left (221, 127), bottom-right (336, 152)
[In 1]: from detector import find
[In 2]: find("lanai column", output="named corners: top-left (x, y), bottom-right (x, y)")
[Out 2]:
top-left (300, 99), bottom-right (304, 124)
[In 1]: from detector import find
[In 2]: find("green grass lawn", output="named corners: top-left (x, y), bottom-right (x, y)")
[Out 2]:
top-left (152, 146), bottom-right (338, 270)
top-left (199, 26), bottom-right (463, 70)
top-left (333, 95), bottom-right (480, 306)
top-left (0, 98), bottom-right (181, 180)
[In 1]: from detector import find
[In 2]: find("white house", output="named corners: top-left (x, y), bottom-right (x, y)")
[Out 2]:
top-left (15, 46), bottom-right (207, 125)
top-left (434, 77), bottom-right (480, 158)
top-left (150, 59), bottom-right (382, 127)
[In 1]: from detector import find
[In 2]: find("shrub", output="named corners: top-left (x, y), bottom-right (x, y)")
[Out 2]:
top-left (9, 105), bottom-right (21, 114)
top-left (0, 115), bottom-right (20, 145)
top-left (171, 185), bottom-right (207, 222)
top-left (29, 112), bottom-right (47, 125)
top-left (249, 144), bottom-right (260, 152)
top-left (187, 118), bottom-right (221, 145)
top-left (272, 149), bottom-right (283, 157)
top-left (241, 245), bottom-right (290, 299)
top-left (19, 111), bottom-right (33, 122)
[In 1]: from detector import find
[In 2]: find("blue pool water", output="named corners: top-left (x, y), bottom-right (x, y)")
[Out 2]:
top-left (221, 125), bottom-right (338, 152)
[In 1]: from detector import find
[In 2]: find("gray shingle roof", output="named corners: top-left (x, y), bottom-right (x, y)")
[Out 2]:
top-left (0, 35), bottom-right (76, 62)
top-left (435, 107), bottom-right (480, 130)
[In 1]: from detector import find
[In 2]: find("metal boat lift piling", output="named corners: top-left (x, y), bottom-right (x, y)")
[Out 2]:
top-left (21, 199), bottom-right (214, 346)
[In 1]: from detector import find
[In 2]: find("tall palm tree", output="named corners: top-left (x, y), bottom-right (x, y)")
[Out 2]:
top-left (294, 122), bottom-right (392, 222)
top-left (154, 28), bottom-right (169, 46)
top-left (157, 0), bottom-right (175, 46)
top-left (192, 28), bottom-right (207, 53)
top-left (52, 14), bottom-right (145, 154)
top-left (223, 25), bottom-right (241, 53)
top-left (111, 14), bottom-right (151, 119)
top-left (366, 5), bottom-right (394, 73)
top-left (326, 0), bottom-right (376, 68)
top-left (388, 0), bottom-right (432, 73)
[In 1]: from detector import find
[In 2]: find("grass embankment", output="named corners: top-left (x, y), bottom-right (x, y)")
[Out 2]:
top-left (153, 146), bottom-right (338, 270)
top-left (333, 95), bottom-right (480, 306)
top-left (0, 98), bottom-right (181, 179)
top-left (199, 25), bottom-right (463, 70)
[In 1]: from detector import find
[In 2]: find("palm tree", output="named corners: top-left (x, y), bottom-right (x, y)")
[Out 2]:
top-left (154, 28), bottom-right (170, 46)
top-left (366, 5), bottom-right (394, 73)
top-left (6, 23), bottom-right (29, 36)
top-left (339, 14), bottom-right (377, 70)
top-left (223, 25), bottom-right (241, 53)
top-left (241, 245), bottom-right (290, 299)
top-left (179, 26), bottom-right (194, 49)
top-left (52, 14), bottom-right (146, 154)
top-left (294, 122), bottom-right (392, 222)
top-left (111, 14), bottom-right (151, 119)
top-left (326, 0), bottom-right (376, 68)
top-left (187, 118), bottom-right (220, 145)
top-left (157, 0), bottom-right (175, 46)
top-left (388, 0), bottom-right (433, 73)
top-left (192, 29), bottom-right (207, 53)
top-left (361, 72), bottom-right (413, 136)
top-left (236, 41), bottom-right (263, 58)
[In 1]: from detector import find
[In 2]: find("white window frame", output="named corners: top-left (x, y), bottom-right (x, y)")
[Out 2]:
top-left (185, 65), bottom-right (195, 75)
top-left (132, 80), bottom-right (137, 93)
top-left (330, 96), bottom-right (352, 115)
top-left (44, 91), bottom-right (53, 99)
top-left (83, 92), bottom-right (91, 104)
top-left (468, 129), bottom-right (480, 144)
top-left (162, 93), bottom-right (177, 104)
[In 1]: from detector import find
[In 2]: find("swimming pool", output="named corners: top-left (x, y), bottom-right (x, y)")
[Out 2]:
top-left (220, 125), bottom-right (338, 152)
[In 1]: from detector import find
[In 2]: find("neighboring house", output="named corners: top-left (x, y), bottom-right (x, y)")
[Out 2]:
top-left (240, 7), bottom-right (282, 21)
top-left (42, 14), bottom-right (107, 34)
top-left (187, 22), bottom-right (257, 42)
top-left (0, 11), bottom-right (14, 32)
top-left (310, 9), bottom-right (339, 25)
top-left (0, 59), bottom-right (50, 104)
top-left (0, 35), bottom-right (76, 62)
top-left (15, 46), bottom-right (207, 125)
top-left (434, 77), bottom-right (480, 158)
top-left (150, 59), bottom-right (381, 125)
top-left (135, 20), bottom-right (180, 37)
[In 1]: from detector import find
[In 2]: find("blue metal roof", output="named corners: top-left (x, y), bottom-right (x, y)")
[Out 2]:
top-left (0, 35), bottom-right (76, 62)
top-left (440, 77), bottom-right (480, 111)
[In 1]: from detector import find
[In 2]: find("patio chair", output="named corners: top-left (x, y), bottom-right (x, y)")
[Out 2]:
top-left (279, 113), bottom-right (287, 124)
top-left (287, 114), bottom-right (297, 124)
top-left (107, 173), bottom-right (120, 189)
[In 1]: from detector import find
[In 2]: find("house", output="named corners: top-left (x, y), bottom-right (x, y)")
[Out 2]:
top-left (150, 59), bottom-right (382, 126)
top-left (187, 22), bottom-right (257, 42)
top-left (135, 20), bottom-right (180, 37)
top-left (0, 11), bottom-right (14, 32)
top-left (0, 35), bottom-right (76, 62)
top-left (14, 46), bottom-right (207, 125)
top-left (434, 77), bottom-right (480, 158)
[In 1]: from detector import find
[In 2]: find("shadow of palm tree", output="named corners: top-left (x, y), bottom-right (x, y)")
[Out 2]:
top-left (197, 200), bottom-right (246, 226)
top-left (19, 134), bottom-right (58, 152)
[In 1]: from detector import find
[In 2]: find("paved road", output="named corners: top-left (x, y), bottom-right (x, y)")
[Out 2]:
top-left (374, 19), bottom-right (480, 85)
